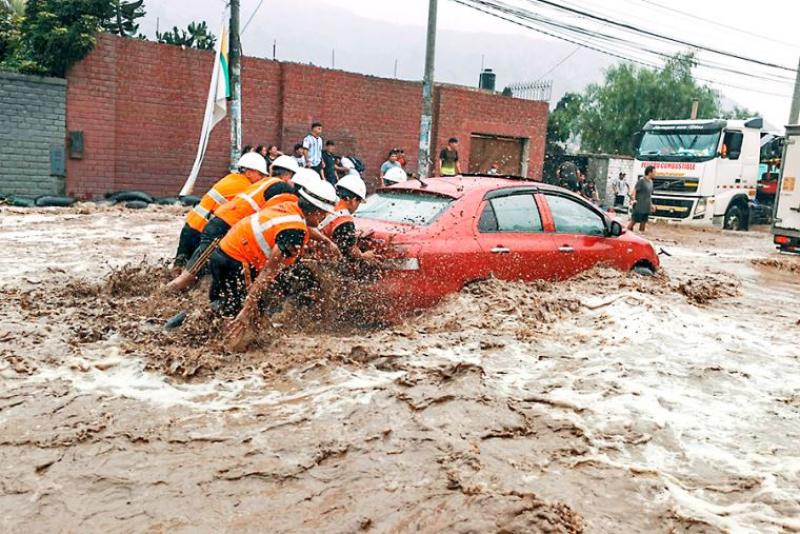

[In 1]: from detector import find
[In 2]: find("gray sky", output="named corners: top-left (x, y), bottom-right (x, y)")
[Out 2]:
top-left (140, 0), bottom-right (800, 128)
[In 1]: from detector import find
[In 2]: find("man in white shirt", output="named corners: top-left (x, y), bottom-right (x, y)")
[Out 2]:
top-left (613, 172), bottom-right (630, 209)
top-left (302, 122), bottom-right (324, 177)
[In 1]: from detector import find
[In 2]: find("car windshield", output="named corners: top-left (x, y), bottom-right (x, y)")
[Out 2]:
top-left (355, 191), bottom-right (453, 226)
top-left (638, 129), bottom-right (721, 161)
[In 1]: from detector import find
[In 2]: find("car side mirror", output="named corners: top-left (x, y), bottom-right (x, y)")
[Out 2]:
top-left (609, 220), bottom-right (624, 237)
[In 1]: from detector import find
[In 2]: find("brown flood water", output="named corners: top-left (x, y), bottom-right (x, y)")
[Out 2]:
top-left (1, 205), bottom-right (800, 533)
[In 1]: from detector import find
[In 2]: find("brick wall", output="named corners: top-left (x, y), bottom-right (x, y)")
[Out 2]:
top-left (0, 72), bottom-right (66, 196)
top-left (66, 35), bottom-right (548, 198)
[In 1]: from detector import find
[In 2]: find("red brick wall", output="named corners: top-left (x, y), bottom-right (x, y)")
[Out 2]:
top-left (66, 35), bottom-right (548, 198)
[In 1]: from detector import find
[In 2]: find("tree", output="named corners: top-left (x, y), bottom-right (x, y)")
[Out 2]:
top-left (557, 53), bottom-right (754, 156)
top-left (16, 0), bottom-right (112, 76)
top-left (1, 0), bottom-right (26, 17)
top-left (157, 21), bottom-right (215, 50)
top-left (103, 0), bottom-right (144, 38)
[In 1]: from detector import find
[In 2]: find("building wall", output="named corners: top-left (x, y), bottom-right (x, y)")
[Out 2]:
top-left (0, 72), bottom-right (66, 196)
top-left (66, 35), bottom-right (549, 198)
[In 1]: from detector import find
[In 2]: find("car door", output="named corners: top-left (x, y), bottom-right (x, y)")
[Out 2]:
top-left (543, 193), bottom-right (614, 279)
top-left (473, 191), bottom-right (561, 281)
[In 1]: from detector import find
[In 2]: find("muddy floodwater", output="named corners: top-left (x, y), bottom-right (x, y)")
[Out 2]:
top-left (1, 205), bottom-right (799, 533)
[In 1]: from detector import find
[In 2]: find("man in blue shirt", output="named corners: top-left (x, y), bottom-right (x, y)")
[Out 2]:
top-left (302, 122), bottom-right (324, 177)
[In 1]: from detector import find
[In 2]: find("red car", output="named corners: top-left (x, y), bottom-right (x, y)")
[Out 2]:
top-left (354, 176), bottom-right (660, 314)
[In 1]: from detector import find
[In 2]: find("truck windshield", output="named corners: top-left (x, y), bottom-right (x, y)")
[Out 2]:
top-left (355, 191), bottom-right (453, 226)
top-left (638, 129), bottom-right (721, 161)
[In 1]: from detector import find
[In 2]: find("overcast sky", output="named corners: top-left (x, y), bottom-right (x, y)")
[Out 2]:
top-left (140, 0), bottom-right (799, 128)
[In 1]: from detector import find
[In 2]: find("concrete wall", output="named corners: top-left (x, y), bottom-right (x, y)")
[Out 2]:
top-left (66, 35), bottom-right (549, 198)
top-left (0, 72), bottom-right (66, 196)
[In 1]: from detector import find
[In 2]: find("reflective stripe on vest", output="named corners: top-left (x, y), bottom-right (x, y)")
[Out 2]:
top-left (207, 188), bottom-right (227, 206)
top-left (318, 209), bottom-right (350, 231)
top-left (250, 214), bottom-right (305, 258)
top-left (236, 181), bottom-right (272, 213)
top-left (192, 205), bottom-right (212, 220)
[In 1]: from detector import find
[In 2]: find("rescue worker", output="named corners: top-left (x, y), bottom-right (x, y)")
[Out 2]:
top-left (165, 155), bottom-right (301, 291)
top-left (317, 172), bottom-right (375, 259)
top-left (212, 179), bottom-right (338, 349)
top-left (173, 152), bottom-right (268, 271)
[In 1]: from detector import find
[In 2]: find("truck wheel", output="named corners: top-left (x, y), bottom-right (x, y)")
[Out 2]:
top-left (723, 205), bottom-right (746, 231)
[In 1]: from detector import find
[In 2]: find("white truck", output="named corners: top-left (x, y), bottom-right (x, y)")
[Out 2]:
top-left (772, 125), bottom-right (800, 253)
top-left (633, 118), bottom-right (778, 230)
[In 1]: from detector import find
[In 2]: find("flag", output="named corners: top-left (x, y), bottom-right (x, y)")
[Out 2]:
top-left (180, 21), bottom-right (231, 196)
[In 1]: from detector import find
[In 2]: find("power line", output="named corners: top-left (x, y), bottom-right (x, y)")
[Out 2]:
top-left (520, 0), bottom-right (796, 73)
top-left (637, 0), bottom-right (800, 49)
top-left (536, 46), bottom-right (580, 81)
top-left (460, 0), bottom-right (794, 85)
top-left (241, 0), bottom-right (265, 33)
top-left (451, 0), bottom-right (792, 99)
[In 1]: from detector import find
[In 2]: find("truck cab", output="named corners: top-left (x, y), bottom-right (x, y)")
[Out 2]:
top-left (634, 118), bottom-right (764, 230)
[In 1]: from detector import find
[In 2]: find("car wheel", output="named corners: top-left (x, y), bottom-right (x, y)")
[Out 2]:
top-left (723, 205), bottom-right (746, 231)
top-left (632, 265), bottom-right (655, 276)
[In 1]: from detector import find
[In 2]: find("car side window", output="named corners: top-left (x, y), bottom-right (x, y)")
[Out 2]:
top-left (546, 195), bottom-right (606, 236)
top-left (479, 194), bottom-right (543, 233)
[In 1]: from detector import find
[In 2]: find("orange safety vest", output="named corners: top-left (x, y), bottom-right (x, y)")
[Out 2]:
top-left (185, 173), bottom-right (252, 232)
top-left (214, 177), bottom-right (295, 227)
top-left (220, 201), bottom-right (309, 271)
top-left (317, 199), bottom-right (353, 239)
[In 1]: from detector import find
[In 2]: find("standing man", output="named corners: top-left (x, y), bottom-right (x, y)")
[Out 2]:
top-left (303, 122), bottom-right (324, 178)
top-left (438, 138), bottom-right (461, 177)
top-left (322, 140), bottom-right (343, 187)
top-left (628, 165), bottom-right (655, 233)
top-left (556, 160), bottom-right (579, 192)
top-left (613, 172), bottom-right (630, 210)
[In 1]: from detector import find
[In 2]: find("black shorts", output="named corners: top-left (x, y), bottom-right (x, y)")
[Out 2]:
top-left (186, 217), bottom-right (231, 276)
top-left (614, 195), bottom-right (626, 207)
top-left (174, 224), bottom-right (202, 268)
top-left (632, 212), bottom-right (650, 223)
top-left (208, 248), bottom-right (254, 317)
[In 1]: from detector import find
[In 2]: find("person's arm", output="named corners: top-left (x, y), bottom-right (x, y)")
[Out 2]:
top-left (455, 152), bottom-right (461, 174)
top-left (437, 151), bottom-right (443, 176)
top-left (224, 244), bottom-right (286, 350)
top-left (308, 227), bottom-right (342, 259)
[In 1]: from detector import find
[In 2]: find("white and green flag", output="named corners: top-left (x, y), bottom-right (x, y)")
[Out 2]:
top-left (180, 21), bottom-right (231, 196)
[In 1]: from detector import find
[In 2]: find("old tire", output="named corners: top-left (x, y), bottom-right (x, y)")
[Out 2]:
top-left (35, 195), bottom-right (76, 207)
top-left (179, 195), bottom-right (202, 207)
top-left (109, 191), bottom-right (154, 204)
top-left (125, 200), bottom-right (150, 210)
top-left (632, 265), bottom-right (655, 277)
top-left (723, 205), bottom-right (747, 231)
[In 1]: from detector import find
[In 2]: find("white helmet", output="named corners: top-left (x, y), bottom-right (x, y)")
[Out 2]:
top-left (336, 173), bottom-right (366, 200)
top-left (340, 157), bottom-right (355, 171)
top-left (291, 168), bottom-right (321, 191)
top-left (383, 166), bottom-right (408, 184)
top-left (298, 178), bottom-right (337, 213)
top-left (237, 152), bottom-right (268, 175)
top-left (270, 154), bottom-right (300, 175)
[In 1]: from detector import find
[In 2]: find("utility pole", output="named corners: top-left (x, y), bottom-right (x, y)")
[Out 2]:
top-left (229, 0), bottom-right (242, 168)
top-left (789, 57), bottom-right (800, 124)
top-left (690, 98), bottom-right (699, 120)
top-left (417, 0), bottom-right (438, 179)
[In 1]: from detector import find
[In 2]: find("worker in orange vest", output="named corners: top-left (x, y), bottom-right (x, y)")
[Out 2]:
top-left (173, 152), bottom-right (268, 270)
top-left (166, 154), bottom-right (302, 292)
top-left (212, 179), bottom-right (338, 349)
top-left (317, 172), bottom-right (376, 260)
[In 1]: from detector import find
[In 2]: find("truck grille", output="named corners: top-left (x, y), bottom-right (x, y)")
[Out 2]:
top-left (653, 178), bottom-right (699, 193)
top-left (653, 197), bottom-right (694, 219)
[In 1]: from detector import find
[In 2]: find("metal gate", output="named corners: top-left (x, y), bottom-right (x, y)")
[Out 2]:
top-left (469, 134), bottom-right (525, 175)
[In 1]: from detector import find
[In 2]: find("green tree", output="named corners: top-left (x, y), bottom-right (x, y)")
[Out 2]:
top-left (544, 92), bottom-right (582, 182)
top-left (558, 53), bottom-right (754, 156)
top-left (157, 21), bottom-right (215, 50)
top-left (1, 0), bottom-right (27, 17)
top-left (15, 0), bottom-right (112, 76)
top-left (103, 0), bottom-right (144, 38)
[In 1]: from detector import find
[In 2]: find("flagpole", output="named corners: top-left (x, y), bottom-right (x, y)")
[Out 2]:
top-left (229, 0), bottom-right (242, 168)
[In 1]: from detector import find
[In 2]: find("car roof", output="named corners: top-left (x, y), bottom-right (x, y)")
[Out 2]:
top-left (383, 176), bottom-right (565, 199)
